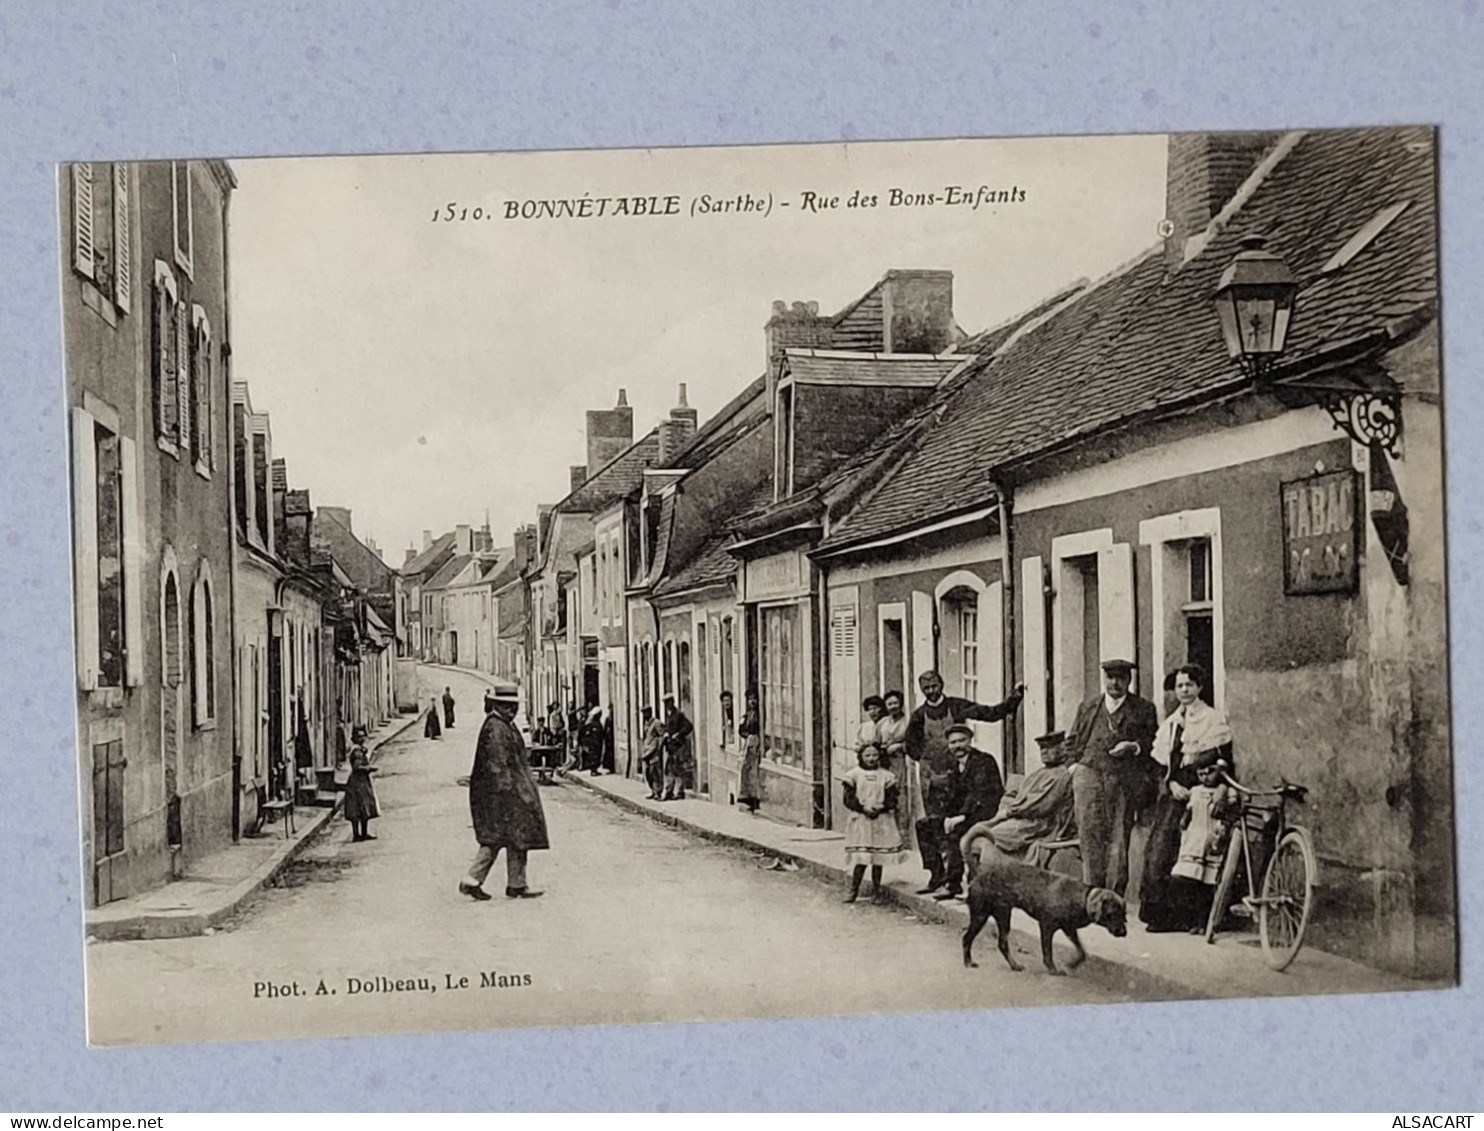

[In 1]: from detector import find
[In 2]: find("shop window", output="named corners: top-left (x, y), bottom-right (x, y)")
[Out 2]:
top-left (759, 603), bottom-right (805, 768)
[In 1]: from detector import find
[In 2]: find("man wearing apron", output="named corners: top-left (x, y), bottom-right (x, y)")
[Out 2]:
top-left (906, 670), bottom-right (1025, 899)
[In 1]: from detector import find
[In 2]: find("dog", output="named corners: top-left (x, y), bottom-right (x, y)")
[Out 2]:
top-left (961, 855), bottom-right (1127, 975)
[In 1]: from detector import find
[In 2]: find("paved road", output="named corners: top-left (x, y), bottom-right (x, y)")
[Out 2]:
top-left (87, 668), bottom-right (1124, 1046)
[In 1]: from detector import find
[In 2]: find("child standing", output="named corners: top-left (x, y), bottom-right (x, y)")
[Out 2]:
top-left (343, 729), bottom-right (380, 842)
top-left (840, 743), bottom-right (906, 903)
top-left (1169, 751), bottom-right (1238, 931)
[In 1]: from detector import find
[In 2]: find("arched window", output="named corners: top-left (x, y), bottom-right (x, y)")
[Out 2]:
top-left (192, 565), bottom-right (216, 727)
top-left (160, 560), bottom-right (182, 802)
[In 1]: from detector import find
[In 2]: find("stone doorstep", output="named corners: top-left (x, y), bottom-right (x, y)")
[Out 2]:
top-left (85, 712), bottom-right (423, 944)
top-left (561, 771), bottom-right (1440, 1005)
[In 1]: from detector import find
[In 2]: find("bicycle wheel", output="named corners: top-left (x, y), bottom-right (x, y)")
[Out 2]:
top-left (1259, 826), bottom-right (1316, 970)
top-left (1204, 830), bottom-right (1243, 944)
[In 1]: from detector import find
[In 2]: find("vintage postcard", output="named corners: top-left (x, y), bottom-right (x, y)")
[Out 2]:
top-left (61, 127), bottom-right (1454, 1047)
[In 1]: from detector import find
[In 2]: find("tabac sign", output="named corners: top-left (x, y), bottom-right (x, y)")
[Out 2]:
top-left (1282, 469), bottom-right (1362, 595)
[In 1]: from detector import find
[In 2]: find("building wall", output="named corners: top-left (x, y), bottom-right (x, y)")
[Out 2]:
top-left (65, 161), bottom-right (236, 906)
top-left (1009, 397), bottom-right (1450, 974)
top-left (820, 533), bottom-right (1007, 828)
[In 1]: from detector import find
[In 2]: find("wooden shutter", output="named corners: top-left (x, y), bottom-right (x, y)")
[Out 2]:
top-left (910, 590), bottom-right (935, 703)
top-left (192, 578), bottom-right (206, 726)
top-left (1020, 555), bottom-right (1047, 766)
top-left (121, 435), bottom-right (143, 686)
top-left (71, 407), bottom-right (100, 690)
top-left (1098, 542), bottom-right (1137, 688)
top-left (176, 300), bottom-right (191, 454)
top-left (974, 581), bottom-right (1005, 767)
top-left (155, 273), bottom-right (178, 440)
top-left (72, 164), bottom-right (96, 280)
top-left (111, 163), bottom-right (131, 312)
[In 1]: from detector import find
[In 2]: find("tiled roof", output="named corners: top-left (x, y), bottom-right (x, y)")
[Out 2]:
top-left (817, 127), bottom-right (1437, 553)
top-left (554, 430), bottom-right (661, 514)
top-left (783, 350), bottom-right (962, 387)
top-left (425, 554), bottom-right (474, 590)
top-left (654, 530), bottom-right (738, 596)
top-left (402, 531), bottom-right (455, 576)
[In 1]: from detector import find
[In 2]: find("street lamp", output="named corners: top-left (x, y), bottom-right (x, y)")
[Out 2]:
top-left (1212, 235), bottom-right (1298, 382)
top-left (1212, 234), bottom-right (1403, 459)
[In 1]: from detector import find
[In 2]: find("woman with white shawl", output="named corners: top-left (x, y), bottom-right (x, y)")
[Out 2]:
top-left (1138, 662), bottom-right (1235, 932)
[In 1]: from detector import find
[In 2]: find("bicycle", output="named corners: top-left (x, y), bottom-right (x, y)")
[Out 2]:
top-left (1204, 770), bottom-right (1317, 971)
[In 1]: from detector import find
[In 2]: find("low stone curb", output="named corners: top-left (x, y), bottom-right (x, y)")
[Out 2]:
top-left (561, 771), bottom-right (1200, 1003)
top-left (86, 712), bottom-right (423, 943)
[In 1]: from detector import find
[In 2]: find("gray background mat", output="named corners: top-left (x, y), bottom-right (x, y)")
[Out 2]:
top-left (2, 0), bottom-right (1479, 1111)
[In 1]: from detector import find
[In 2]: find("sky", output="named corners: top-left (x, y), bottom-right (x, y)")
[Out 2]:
top-left (228, 133), bottom-right (1169, 562)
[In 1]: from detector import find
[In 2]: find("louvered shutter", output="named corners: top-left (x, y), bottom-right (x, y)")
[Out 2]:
top-left (121, 435), bottom-right (143, 687)
top-left (111, 164), bottom-right (131, 312)
top-left (72, 407), bottom-right (100, 690)
top-left (193, 314), bottom-right (208, 464)
top-left (156, 277), bottom-right (178, 440)
top-left (72, 164), bottom-right (96, 280)
top-left (176, 299), bottom-right (191, 454)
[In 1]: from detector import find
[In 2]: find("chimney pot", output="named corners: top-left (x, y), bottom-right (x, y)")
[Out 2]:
top-left (771, 300), bottom-right (786, 317)
top-left (616, 388), bottom-right (628, 407)
top-left (677, 382), bottom-right (689, 407)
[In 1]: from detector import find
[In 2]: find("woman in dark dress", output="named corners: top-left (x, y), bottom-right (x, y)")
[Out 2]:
top-left (343, 730), bottom-right (380, 842)
top-left (1139, 663), bottom-right (1234, 932)
top-left (424, 698), bottom-right (443, 740)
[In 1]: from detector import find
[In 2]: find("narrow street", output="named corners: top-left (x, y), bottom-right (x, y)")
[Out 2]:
top-left (86, 668), bottom-right (1124, 1046)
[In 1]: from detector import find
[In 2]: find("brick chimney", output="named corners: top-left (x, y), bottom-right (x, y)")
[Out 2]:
top-left (660, 382), bottom-right (699, 463)
top-left (1163, 131), bottom-right (1281, 268)
top-left (570, 465), bottom-right (588, 492)
top-left (513, 524), bottom-right (537, 573)
top-left (404, 545), bottom-right (418, 567)
top-left (765, 298), bottom-right (832, 414)
top-left (881, 269), bottom-right (954, 354)
top-left (455, 523), bottom-right (473, 555)
top-left (422, 529), bottom-right (432, 552)
top-left (283, 489), bottom-right (314, 566)
top-left (586, 388), bottom-right (634, 477)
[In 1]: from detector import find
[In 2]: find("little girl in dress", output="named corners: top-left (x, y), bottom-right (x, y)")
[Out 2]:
top-left (840, 743), bottom-right (906, 903)
top-left (1170, 751), bottom-right (1239, 931)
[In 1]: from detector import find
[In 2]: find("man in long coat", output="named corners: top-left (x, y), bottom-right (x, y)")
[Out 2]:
top-left (458, 686), bottom-right (548, 900)
top-left (660, 695), bottom-right (695, 801)
top-left (1062, 658), bottom-right (1159, 897)
top-left (442, 687), bottom-right (456, 728)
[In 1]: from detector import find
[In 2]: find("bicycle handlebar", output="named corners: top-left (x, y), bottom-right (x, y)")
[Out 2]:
top-left (1218, 771), bottom-right (1308, 803)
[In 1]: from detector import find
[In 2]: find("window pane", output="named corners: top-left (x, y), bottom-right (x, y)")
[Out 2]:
top-left (1190, 538), bottom-right (1211, 603)
top-left (94, 424), bottom-right (125, 687)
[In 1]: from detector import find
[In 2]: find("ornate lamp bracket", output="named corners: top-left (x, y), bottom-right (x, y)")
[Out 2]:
top-left (1318, 388), bottom-right (1403, 458)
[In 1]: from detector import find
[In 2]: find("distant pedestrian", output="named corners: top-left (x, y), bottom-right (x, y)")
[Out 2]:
top-left (442, 687), bottom-right (456, 728)
top-left (840, 742), bottom-right (904, 903)
top-left (661, 696), bottom-right (694, 801)
top-left (602, 706), bottom-right (615, 774)
top-left (579, 705), bottom-right (604, 775)
top-left (343, 728), bottom-right (380, 842)
top-left (459, 686), bottom-right (548, 901)
top-left (639, 707), bottom-right (666, 799)
top-left (737, 689), bottom-right (763, 814)
top-left (424, 698), bottom-right (442, 740)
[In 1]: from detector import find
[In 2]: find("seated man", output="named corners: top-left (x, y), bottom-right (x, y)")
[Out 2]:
top-left (960, 730), bottom-right (1077, 876)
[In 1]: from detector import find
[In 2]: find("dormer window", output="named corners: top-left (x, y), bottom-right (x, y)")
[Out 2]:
top-left (775, 381), bottom-right (796, 499)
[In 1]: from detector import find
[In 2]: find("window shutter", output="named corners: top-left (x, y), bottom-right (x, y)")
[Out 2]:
top-left (111, 164), bottom-right (131, 312)
top-left (72, 164), bottom-right (96, 280)
top-left (155, 275), bottom-right (178, 440)
top-left (1098, 542), bottom-right (1137, 686)
top-left (176, 300), bottom-right (191, 454)
top-left (975, 581), bottom-right (1004, 767)
top-left (71, 407), bottom-right (100, 690)
top-left (1020, 555), bottom-right (1048, 760)
top-left (121, 436), bottom-right (143, 687)
top-left (910, 590), bottom-right (935, 703)
top-left (192, 579), bottom-right (206, 726)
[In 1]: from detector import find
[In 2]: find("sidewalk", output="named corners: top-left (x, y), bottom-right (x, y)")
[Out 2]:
top-left (563, 769), bottom-right (1440, 1004)
top-left (85, 711), bottom-right (422, 943)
